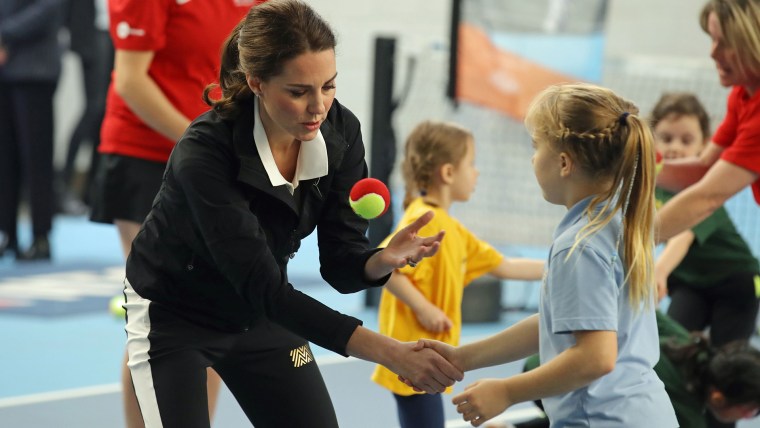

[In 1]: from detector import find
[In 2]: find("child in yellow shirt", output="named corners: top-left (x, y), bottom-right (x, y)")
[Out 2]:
top-left (371, 120), bottom-right (544, 428)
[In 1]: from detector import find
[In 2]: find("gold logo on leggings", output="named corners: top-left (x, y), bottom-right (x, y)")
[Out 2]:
top-left (290, 344), bottom-right (314, 368)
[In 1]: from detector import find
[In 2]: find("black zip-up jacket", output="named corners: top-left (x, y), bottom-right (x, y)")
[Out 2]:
top-left (126, 98), bottom-right (388, 356)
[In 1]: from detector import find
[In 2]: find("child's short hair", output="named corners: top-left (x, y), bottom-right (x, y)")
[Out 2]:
top-left (401, 120), bottom-right (472, 208)
top-left (650, 92), bottom-right (711, 139)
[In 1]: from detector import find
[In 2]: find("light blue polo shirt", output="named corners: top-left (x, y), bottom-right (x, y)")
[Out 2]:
top-left (539, 196), bottom-right (677, 427)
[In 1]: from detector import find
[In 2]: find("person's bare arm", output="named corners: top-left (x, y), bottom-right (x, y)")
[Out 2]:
top-left (418, 314), bottom-right (540, 373)
top-left (113, 50), bottom-right (191, 142)
top-left (656, 159), bottom-right (757, 242)
top-left (657, 143), bottom-right (723, 192)
top-left (451, 330), bottom-right (616, 426)
top-left (654, 231), bottom-right (694, 301)
top-left (385, 272), bottom-right (453, 333)
top-left (488, 258), bottom-right (544, 281)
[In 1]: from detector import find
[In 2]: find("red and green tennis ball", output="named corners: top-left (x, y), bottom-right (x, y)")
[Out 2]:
top-left (655, 151), bottom-right (664, 175)
top-left (109, 295), bottom-right (126, 319)
top-left (349, 178), bottom-right (390, 220)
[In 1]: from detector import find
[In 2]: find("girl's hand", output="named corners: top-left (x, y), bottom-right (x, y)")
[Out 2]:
top-left (383, 211), bottom-right (444, 269)
top-left (415, 303), bottom-right (454, 333)
top-left (655, 272), bottom-right (668, 303)
top-left (452, 379), bottom-right (512, 427)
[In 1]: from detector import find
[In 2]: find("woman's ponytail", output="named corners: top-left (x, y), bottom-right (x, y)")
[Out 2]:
top-left (203, 18), bottom-right (253, 119)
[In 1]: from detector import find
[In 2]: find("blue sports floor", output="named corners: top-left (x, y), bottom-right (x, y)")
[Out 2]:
top-left (1, 215), bottom-right (759, 427)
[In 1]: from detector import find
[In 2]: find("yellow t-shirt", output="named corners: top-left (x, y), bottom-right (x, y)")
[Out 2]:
top-left (371, 198), bottom-right (504, 395)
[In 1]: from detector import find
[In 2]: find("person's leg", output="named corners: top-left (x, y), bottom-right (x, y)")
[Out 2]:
top-left (124, 281), bottom-right (215, 428)
top-left (666, 279), bottom-right (710, 332)
top-left (116, 220), bottom-right (223, 427)
top-left (707, 272), bottom-right (760, 347)
top-left (0, 82), bottom-right (20, 255)
top-left (215, 319), bottom-right (339, 428)
top-left (121, 352), bottom-right (144, 428)
top-left (114, 220), bottom-right (141, 259)
top-left (393, 392), bottom-right (445, 428)
top-left (122, 348), bottom-right (222, 428)
top-left (15, 82), bottom-right (56, 258)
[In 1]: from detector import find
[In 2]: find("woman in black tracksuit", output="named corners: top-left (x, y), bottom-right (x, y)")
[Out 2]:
top-left (121, 1), bottom-right (462, 427)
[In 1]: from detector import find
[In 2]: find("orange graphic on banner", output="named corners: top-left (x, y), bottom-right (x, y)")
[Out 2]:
top-left (457, 23), bottom-right (576, 120)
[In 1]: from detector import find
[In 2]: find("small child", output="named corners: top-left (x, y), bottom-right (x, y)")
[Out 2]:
top-left (651, 93), bottom-right (760, 350)
top-left (371, 120), bottom-right (544, 428)
top-left (413, 83), bottom-right (678, 427)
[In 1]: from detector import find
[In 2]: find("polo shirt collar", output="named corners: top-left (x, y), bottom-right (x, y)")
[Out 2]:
top-left (253, 98), bottom-right (329, 195)
top-left (554, 195), bottom-right (595, 240)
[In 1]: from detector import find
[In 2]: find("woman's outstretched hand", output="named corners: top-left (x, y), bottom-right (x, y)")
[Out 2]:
top-left (384, 210), bottom-right (444, 268)
top-left (364, 210), bottom-right (444, 281)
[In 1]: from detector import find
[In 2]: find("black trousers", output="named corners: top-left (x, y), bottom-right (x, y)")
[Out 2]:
top-left (124, 280), bottom-right (339, 428)
top-left (667, 271), bottom-right (759, 348)
top-left (0, 81), bottom-right (57, 243)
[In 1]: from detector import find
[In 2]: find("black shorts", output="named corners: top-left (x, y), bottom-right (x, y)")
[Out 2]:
top-left (89, 154), bottom-right (166, 224)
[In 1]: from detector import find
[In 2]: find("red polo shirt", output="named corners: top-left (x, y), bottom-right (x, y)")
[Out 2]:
top-left (712, 85), bottom-right (760, 204)
top-left (99, 0), bottom-right (260, 162)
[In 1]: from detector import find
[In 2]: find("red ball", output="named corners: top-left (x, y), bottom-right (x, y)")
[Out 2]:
top-left (349, 178), bottom-right (391, 219)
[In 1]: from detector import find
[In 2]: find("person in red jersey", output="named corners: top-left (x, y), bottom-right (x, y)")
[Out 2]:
top-left (657, 0), bottom-right (760, 242)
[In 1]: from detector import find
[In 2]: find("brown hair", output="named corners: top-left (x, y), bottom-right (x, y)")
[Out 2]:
top-left (203, 0), bottom-right (337, 119)
top-left (401, 121), bottom-right (472, 208)
top-left (525, 83), bottom-right (657, 310)
top-left (700, 0), bottom-right (760, 78)
top-left (650, 92), bottom-right (711, 139)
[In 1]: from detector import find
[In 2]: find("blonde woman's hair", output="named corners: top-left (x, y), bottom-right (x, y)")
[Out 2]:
top-left (525, 83), bottom-right (657, 310)
top-left (700, 0), bottom-right (760, 78)
top-left (401, 121), bottom-right (472, 208)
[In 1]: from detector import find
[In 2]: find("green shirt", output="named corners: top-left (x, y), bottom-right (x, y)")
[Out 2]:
top-left (656, 188), bottom-right (759, 287)
top-left (655, 310), bottom-right (708, 428)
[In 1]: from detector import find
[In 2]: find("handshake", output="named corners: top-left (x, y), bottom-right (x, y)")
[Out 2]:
top-left (388, 338), bottom-right (512, 427)
top-left (390, 339), bottom-right (464, 394)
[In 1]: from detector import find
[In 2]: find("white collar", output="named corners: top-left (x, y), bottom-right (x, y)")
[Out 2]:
top-left (253, 98), bottom-right (328, 195)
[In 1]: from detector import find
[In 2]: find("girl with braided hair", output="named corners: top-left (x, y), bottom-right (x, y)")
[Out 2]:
top-left (412, 83), bottom-right (677, 427)
top-left (371, 120), bottom-right (544, 428)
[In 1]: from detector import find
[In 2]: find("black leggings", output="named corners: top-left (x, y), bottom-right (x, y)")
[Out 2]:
top-left (393, 392), bottom-right (444, 428)
top-left (667, 271), bottom-right (759, 348)
top-left (125, 282), bottom-right (338, 428)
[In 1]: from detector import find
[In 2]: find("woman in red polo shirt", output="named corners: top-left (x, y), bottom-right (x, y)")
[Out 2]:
top-left (657, 0), bottom-right (760, 242)
top-left (90, 1), bottom-right (260, 426)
